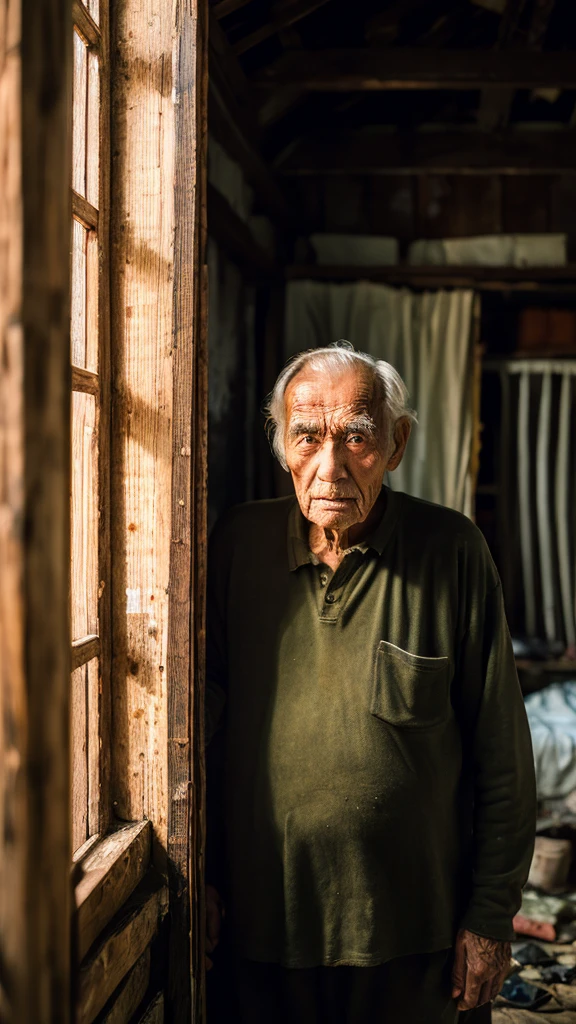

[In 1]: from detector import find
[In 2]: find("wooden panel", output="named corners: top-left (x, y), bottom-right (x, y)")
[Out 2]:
top-left (71, 391), bottom-right (98, 641)
top-left (87, 49), bottom-right (100, 208)
top-left (417, 176), bottom-right (502, 237)
top-left (73, 28), bottom-right (88, 196)
top-left (72, 661), bottom-right (89, 850)
top-left (87, 0), bottom-right (100, 27)
top-left (70, 656), bottom-right (100, 851)
top-left (72, 219), bottom-right (88, 366)
top-left (111, 0), bottom-right (173, 851)
top-left (99, 948), bottom-right (150, 1024)
top-left (95, 0), bottom-right (111, 836)
top-left (0, 0), bottom-right (72, 1018)
top-left (502, 175), bottom-right (551, 234)
top-left (110, 0), bottom-right (208, 1016)
top-left (77, 874), bottom-right (166, 1024)
top-left (254, 48), bottom-right (576, 90)
top-left (168, 2), bottom-right (208, 1020)
top-left (74, 820), bottom-right (151, 961)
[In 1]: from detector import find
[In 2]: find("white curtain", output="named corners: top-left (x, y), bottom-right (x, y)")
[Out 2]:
top-left (497, 360), bottom-right (576, 650)
top-left (285, 280), bottom-right (475, 517)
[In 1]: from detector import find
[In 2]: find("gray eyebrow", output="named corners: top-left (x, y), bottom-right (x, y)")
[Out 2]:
top-left (288, 420), bottom-right (321, 438)
top-left (345, 416), bottom-right (377, 436)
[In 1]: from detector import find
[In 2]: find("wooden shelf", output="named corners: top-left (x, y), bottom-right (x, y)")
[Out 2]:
top-left (516, 659), bottom-right (576, 672)
top-left (286, 264), bottom-right (576, 290)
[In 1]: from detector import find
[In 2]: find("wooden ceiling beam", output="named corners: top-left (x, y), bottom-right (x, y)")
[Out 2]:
top-left (209, 82), bottom-right (292, 225)
top-left (234, 0), bottom-right (332, 56)
top-left (277, 130), bottom-right (576, 174)
top-left (253, 48), bottom-right (576, 90)
top-left (213, 0), bottom-right (256, 19)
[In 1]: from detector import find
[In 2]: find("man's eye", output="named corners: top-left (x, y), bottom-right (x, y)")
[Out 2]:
top-left (303, 435), bottom-right (316, 444)
top-left (347, 434), bottom-right (365, 445)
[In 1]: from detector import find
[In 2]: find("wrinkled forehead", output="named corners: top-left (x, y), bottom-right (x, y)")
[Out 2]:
top-left (284, 364), bottom-right (384, 425)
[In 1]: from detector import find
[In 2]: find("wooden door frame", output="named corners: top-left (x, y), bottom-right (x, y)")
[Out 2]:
top-left (0, 0), bottom-right (72, 1020)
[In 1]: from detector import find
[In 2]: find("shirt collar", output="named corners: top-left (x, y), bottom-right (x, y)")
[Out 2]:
top-left (287, 487), bottom-right (397, 572)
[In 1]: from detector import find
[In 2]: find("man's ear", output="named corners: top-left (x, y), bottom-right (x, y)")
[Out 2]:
top-left (387, 418), bottom-right (411, 471)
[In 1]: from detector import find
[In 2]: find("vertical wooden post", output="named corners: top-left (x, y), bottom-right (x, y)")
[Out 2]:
top-left (0, 0), bottom-right (72, 1020)
top-left (111, 1), bottom-right (208, 1018)
top-left (168, 0), bottom-right (209, 1019)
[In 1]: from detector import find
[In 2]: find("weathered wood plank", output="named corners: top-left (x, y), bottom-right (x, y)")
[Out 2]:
top-left (72, 365), bottom-right (100, 395)
top-left (98, 948), bottom-right (150, 1024)
top-left (110, 0), bottom-right (173, 850)
top-left (167, 2), bottom-right (208, 1019)
top-left (73, 0), bottom-right (101, 49)
top-left (254, 48), bottom-right (576, 90)
top-left (71, 634), bottom-right (101, 671)
top-left (94, 0), bottom-right (112, 839)
top-left (0, 0), bottom-right (72, 1018)
top-left (74, 819), bottom-right (151, 961)
top-left (77, 872), bottom-right (167, 1024)
top-left (278, 131), bottom-right (576, 175)
top-left (73, 190), bottom-right (99, 230)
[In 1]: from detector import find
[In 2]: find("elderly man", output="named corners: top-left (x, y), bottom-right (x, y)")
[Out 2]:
top-left (206, 342), bottom-right (536, 1024)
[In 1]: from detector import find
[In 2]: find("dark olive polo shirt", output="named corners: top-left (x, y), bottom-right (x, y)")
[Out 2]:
top-left (207, 488), bottom-right (536, 969)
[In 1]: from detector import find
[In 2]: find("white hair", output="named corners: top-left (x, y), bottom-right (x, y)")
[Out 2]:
top-left (265, 340), bottom-right (417, 470)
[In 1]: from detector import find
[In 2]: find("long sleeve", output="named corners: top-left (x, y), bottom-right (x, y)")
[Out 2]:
top-left (456, 554), bottom-right (536, 941)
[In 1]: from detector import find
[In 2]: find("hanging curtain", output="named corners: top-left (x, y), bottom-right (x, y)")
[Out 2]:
top-left (498, 360), bottom-right (576, 651)
top-left (285, 280), bottom-right (475, 517)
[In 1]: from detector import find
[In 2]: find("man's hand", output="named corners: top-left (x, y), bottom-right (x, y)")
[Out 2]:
top-left (451, 929), bottom-right (511, 1010)
top-left (206, 885), bottom-right (224, 971)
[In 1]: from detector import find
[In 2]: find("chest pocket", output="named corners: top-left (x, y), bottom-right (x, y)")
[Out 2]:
top-left (371, 641), bottom-right (451, 729)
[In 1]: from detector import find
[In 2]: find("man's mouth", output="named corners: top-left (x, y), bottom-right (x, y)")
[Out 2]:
top-left (312, 497), bottom-right (355, 504)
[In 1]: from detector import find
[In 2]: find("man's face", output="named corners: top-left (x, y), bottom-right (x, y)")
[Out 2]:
top-left (284, 364), bottom-right (409, 532)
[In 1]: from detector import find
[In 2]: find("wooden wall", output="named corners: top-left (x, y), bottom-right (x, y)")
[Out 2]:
top-left (0, 0), bottom-right (72, 1020)
top-left (291, 174), bottom-right (576, 257)
top-left (110, 0), bottom-right (208, 1018)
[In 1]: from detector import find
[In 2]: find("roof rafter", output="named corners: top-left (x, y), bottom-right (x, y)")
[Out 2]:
top-left (277, 129), bottom-right (576, 174)
top-left (233, 0), bottom-right (333, 56)
top-left (253, 48), bottom-right (576, 90)
top-left (213, 0), bottom-right (256, 19)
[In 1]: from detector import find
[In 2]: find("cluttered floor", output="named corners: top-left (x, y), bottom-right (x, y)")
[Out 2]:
top-left (494, 679), bottom-right (576, 1021)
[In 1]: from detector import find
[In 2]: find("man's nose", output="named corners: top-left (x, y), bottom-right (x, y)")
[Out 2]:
top-left (317, 440), bottom-right (347, 482)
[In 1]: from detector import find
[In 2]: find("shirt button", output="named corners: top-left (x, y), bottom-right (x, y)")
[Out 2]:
top-left (325, 593), bottom-right (336, 604)
top-left (320, 573), bottom-right (328, 586)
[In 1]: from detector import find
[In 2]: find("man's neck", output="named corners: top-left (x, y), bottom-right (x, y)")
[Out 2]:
top-left (308, 490), bottom-right (386, 572)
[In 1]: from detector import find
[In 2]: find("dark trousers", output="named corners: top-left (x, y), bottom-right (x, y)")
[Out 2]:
top-left (230, 955), bottom-right (492, 1024)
